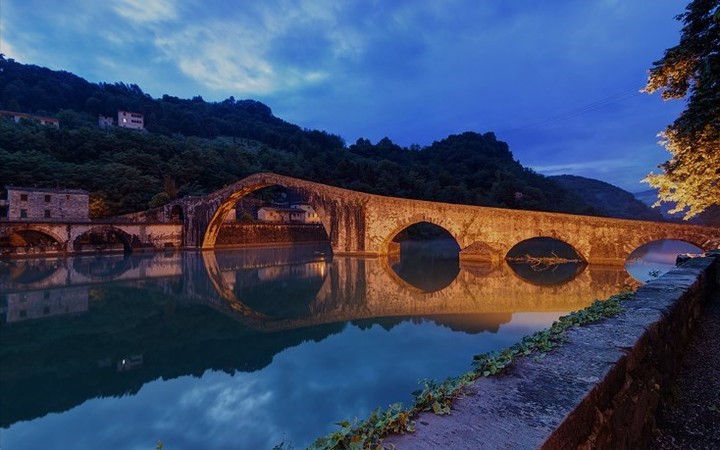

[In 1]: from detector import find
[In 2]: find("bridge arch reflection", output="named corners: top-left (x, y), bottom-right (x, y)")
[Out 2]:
top-left (197, 247), bottom-right (636, 332)
top-left (2, 246), bottom-right (640, 333)
top-left (386, 240), bottom-right (461, 293)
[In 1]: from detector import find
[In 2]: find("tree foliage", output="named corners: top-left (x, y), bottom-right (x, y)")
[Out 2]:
top-left (644, 0), bottom-right (720, 219)
top-left (0, 55), bottom-right (602, 217)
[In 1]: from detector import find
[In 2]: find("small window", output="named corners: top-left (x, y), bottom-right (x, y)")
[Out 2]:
top-left (20, 194), bottom-right (28, 201)
top-left (45, 194), bottom-right (51, 202)
top-left (43, 306), bottom-right (50, 315)
top-left (44, 209), bottom-right (51, 218)
top-left (19, 310), bottom-right (27, 318)
top-left (20, 209), bottom-right (27, 218)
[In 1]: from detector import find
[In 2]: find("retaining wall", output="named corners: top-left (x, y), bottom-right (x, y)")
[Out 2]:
top-left (385, 254), bottom-right (719, 449)
top-left (215, 223), bottom-right (328, 247)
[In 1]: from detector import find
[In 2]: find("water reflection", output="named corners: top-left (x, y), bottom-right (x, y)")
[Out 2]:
top-left (507, 261), bottom-right (587, 285)
top-left (389, 239), bottom-right (460, 292)
top-left (1, 244), bottom-right (638, 449)
top-left (0, 258), bottom-right (63, 284)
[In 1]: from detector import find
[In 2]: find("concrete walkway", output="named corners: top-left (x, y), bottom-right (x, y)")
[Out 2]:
top-left (651, 289), bottom-right (720, 449)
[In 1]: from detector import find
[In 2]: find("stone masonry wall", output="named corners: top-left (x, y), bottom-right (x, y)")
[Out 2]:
top-left (546, 255), bottom-right (719, 448)
top-left (215, 223), bottom-right (328, 247)
top-left (385, 254), bottom-right (719, 449)
top-left (6, 188), bottom-right (89, 221)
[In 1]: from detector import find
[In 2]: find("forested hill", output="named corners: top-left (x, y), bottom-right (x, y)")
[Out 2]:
top-left (0, 56), bottom-right (598, 217)
top-left (550, 175), bottom-right (664, 221)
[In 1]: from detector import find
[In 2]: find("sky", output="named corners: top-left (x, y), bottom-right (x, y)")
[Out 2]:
top-left (0, 0), bottom-right (688, 192)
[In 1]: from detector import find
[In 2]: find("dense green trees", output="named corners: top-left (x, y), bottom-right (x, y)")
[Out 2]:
top-left (0, 55), bottom-right (597, 217)
top-left (644, 0), bottom-right (720, 219)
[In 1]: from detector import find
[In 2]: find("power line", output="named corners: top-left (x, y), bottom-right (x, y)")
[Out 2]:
top-left (497, 87), bottom-right (642, 134)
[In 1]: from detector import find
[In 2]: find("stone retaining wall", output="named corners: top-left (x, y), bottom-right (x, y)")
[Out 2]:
top-left (215, 223), bottom-right (328, 247)
top-left (385, 255), bottom-right (719, 449)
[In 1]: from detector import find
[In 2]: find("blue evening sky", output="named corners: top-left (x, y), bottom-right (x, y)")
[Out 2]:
top-left (0, 0), bottom-right (686, 192)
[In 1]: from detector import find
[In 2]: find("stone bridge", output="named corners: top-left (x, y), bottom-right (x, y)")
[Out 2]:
top-left (3, 172), bottom-right (720, 263)
top-left (131, 172), bottom-right (720, 265)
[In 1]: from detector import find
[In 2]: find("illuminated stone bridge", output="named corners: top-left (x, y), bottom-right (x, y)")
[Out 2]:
top-left (2, 172), bottom-right (719, 263)
top-left (141, 172), bottom-right (720, 265)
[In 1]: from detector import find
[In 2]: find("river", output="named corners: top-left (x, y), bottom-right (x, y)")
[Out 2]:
top-left (0, 241), bottom-right (654, 449)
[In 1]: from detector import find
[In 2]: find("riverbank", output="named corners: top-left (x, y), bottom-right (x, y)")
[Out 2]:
top-left (374, 255), bottom-right (718, 449)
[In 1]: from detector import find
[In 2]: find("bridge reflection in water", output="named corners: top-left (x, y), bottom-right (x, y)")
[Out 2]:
top-left (199, 244), bottom-right (636, 331)
top-left (0, 245), bottom-right (637, 448)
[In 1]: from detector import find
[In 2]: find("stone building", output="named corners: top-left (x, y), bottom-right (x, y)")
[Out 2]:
top-left (98, 115), bottom-right (114, 128)
top-left (5, 287), bottom-right (89, 323)
top-left (257, 203), bottom-right (321, 223)
top-left (1, 187), bottom-right (90, 221)
top-left (118, 110), bottom-right (144, 130)
top-left (292, 203), bottom-right (321, 224)
top-left (257, 206), bottom-right (305, 223)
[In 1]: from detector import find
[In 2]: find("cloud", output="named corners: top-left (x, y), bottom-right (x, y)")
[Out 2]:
top-left (112, 0), bottom-right (178, 23)
top-left (0, 21), bottom-right (20, 60)
top-left (149, 0), bottom-right (368, 95)
top-left (531, 159), bottom-right (634, 176)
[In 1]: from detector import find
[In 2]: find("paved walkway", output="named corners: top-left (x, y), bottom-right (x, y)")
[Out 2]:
top-left (651, 289), bottom-right (720, 449)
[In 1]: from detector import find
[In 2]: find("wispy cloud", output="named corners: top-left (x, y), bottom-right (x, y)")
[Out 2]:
top-left (112, 0), bottom-right (178, 24)
top-left (531, 159), bottom-right (633, 176)
top-left (0, 20), bottom-right (20, 60)
top-left (150, 1), bottom-right (362, 94)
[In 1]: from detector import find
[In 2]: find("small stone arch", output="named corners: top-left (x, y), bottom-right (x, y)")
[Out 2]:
top-left (72, 226), bottom-right (133, 253)
top-left (0, 226), bottom-right (65, 254)
top-left (379, 215), bottom-right (462, 256)
top-left (622, 233), bottom-right (712, 263)
top-left (169, 204), bottom-right (184, 222)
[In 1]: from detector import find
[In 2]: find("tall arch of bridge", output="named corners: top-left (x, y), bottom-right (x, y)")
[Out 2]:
top-left (165, 172), bottom-right (375, 253)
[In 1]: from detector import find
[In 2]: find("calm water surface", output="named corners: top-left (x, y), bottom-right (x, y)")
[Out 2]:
top-left (1, 242), bottom-right (650, 449)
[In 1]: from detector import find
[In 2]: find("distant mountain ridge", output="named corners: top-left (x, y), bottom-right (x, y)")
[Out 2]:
top-left (550, 175), bottom-right (664, 221)
top-left (633, 188), bottom-right (720, 226)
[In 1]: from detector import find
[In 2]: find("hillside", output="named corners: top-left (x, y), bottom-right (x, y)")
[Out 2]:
top-left (550, 175), bottom-right (664, 221)
top-left (0, 56), bottom-right (597, 217)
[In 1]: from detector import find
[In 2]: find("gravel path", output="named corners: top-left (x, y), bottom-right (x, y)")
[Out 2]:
top-left (651, 290), bottom-right (720, 449)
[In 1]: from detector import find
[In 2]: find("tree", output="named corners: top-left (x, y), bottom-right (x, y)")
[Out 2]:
top-left (643, 0), bottom-right (720, 219)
